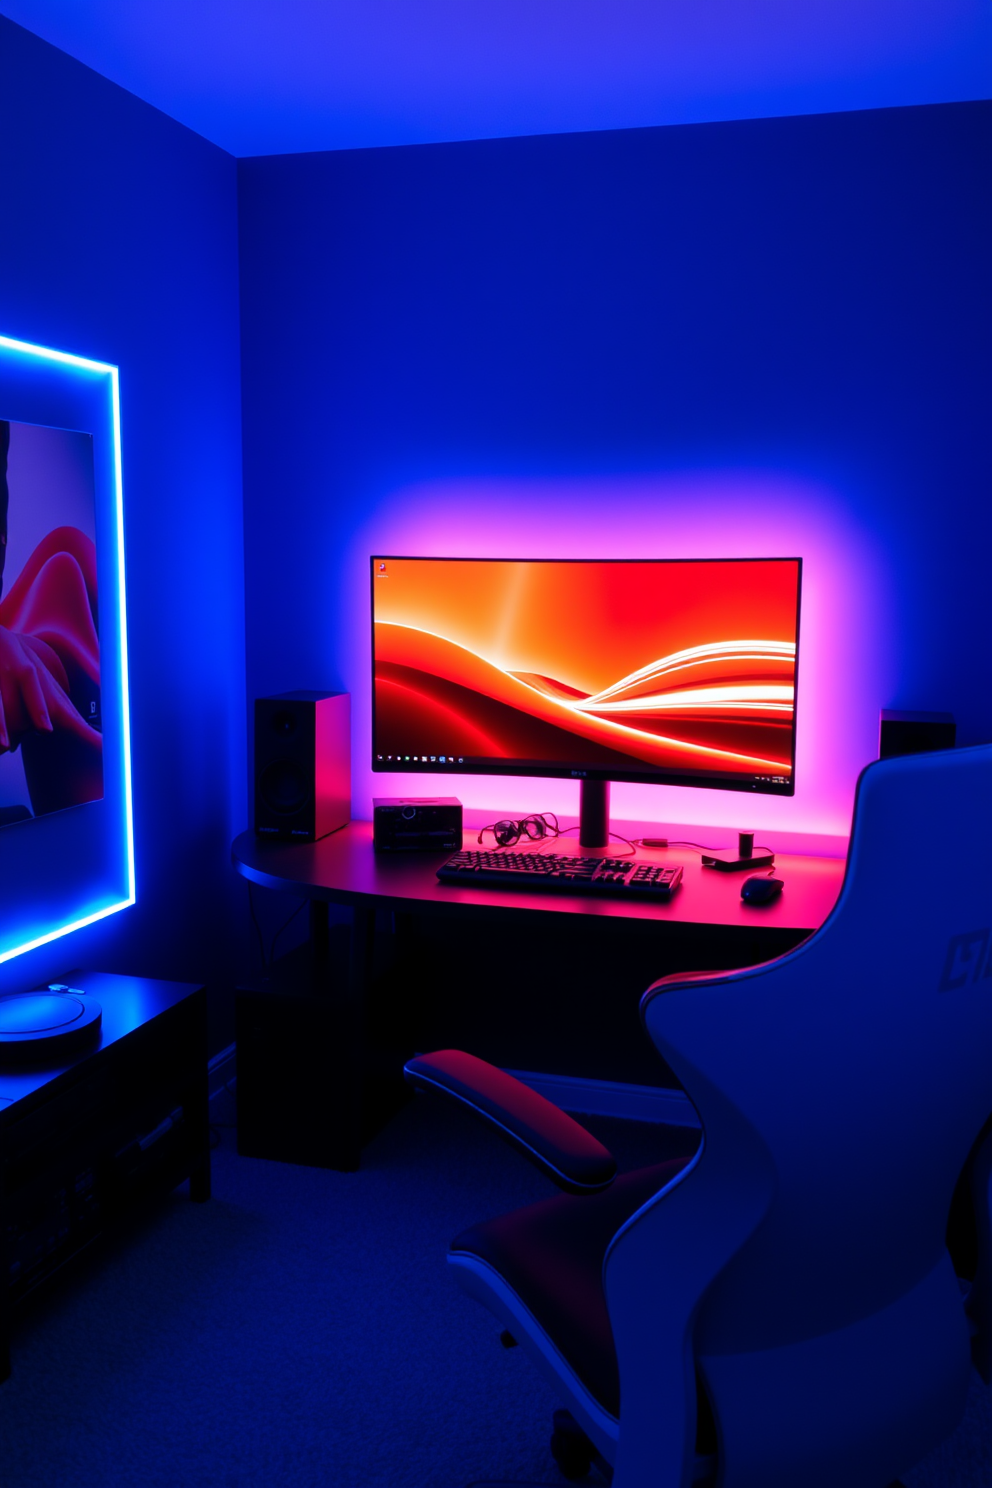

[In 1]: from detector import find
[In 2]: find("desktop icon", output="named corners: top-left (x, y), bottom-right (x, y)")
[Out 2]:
top-left (439, 755), bottom-right (446, 763)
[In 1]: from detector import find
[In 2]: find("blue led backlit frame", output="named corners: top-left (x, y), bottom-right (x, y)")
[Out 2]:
top-left (0, 335), bottom-right (133, 963)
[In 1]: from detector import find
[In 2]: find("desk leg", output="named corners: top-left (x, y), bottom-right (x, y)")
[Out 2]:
top-left (330, 904), bottom-right (373, 1170)
top-left (310, 899), bottom-right (330, 988)
top-left (348, 903), bottom-right (374, 1007)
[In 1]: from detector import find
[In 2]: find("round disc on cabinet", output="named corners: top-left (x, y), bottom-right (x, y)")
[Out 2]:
top-left (0, 990), bottom-right (102, 1063)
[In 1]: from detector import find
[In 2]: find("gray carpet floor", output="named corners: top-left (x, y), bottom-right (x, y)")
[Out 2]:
top-left (1, 1091), bottom-right (989, 1487)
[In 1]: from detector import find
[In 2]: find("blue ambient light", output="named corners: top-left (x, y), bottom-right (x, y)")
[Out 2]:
top-left (0, 334), bottom-right (134, 964)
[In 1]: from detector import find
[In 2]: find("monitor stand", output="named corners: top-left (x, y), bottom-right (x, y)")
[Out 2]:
top-left (577, 778), bottom-right (615, 856)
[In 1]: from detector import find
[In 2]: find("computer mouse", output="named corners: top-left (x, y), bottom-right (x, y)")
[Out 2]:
top-left (741, 874), bottom-right (783, 905)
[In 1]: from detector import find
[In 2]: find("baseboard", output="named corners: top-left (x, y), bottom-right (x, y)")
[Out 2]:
top-left (208, 1041), bottom-right (236, 1101)
top-left (506, 1068), bottom-right (700, 1127)
top-left (208, 1043), bottom-right (698, 1127)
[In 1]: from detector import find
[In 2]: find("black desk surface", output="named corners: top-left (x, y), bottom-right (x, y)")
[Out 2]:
top-left (232, 823), bottom-right (846, 936)
top-left (0, 972), bottom-right (203, 1113)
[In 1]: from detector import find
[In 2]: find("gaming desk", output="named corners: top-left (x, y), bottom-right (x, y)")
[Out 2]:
top-left (232, 826), bottom-right (846, 1168)
top-left (233, 823), bottom-right (844, 936)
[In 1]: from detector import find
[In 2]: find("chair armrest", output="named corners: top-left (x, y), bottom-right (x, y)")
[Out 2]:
top-left (404, 1049), bottom-right (617, 1194)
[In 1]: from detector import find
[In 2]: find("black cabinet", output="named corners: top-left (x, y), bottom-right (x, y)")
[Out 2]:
top-left (0, 972), bottom-right (210, 1379)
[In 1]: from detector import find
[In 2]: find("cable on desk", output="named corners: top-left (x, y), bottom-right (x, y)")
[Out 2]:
top-left (477, 812), bottom-right (561, 847)
top-left (476, 812), bottom-right (637, 857)
top-left (554, 824), bottom-right (637, 857)
top-left (634, 839), bottom-right (776, 857)
top-left (634, 838), bottom-right (724, 853)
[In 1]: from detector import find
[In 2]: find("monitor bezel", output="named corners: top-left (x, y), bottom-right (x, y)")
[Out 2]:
top-left (370, 554), bottom-right (802, 798)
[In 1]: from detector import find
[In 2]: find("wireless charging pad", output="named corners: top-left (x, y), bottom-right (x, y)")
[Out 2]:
top-left (701, 829), bottom-right (775, 873)
top-left (0, 990), bottom-right (101, 1064)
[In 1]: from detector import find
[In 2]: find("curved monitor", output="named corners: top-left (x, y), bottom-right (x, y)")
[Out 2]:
top-left (371, 556), bottom-right (801, 796)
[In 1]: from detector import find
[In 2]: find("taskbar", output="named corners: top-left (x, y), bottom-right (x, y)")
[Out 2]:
top-left (373, 752), bottom-right (792, 791)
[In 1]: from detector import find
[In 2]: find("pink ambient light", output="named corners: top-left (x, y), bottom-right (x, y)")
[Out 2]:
top-left (340, 471), bottom-right (895, 852)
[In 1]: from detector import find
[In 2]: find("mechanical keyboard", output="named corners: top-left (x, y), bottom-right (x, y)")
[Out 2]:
top-left (436, 849), bottom-right (683, 901)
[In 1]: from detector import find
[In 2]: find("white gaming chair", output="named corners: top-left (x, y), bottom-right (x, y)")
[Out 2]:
top-left (407, 743), bottom-right (992, 1487)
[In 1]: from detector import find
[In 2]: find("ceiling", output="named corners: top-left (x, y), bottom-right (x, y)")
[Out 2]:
top-left (2, 0), bottom-right (989, 158)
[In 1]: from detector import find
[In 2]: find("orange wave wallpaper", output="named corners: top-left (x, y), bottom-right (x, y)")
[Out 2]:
top-left (372, 558), bottom-right (801, 782)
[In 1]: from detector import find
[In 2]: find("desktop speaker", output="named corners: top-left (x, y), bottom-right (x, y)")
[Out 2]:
top-left (879, 710), bottom-right (956, 760)
top-left (254, 691), bottom-right (350, 842)
top-left (373, 797), bottom-right (463, 852)
top-left (0, 986), bottom-right (101, 1064)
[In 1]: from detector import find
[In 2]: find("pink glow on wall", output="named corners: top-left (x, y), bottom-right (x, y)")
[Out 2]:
top-left (341, 472), bottom-right (895, 849)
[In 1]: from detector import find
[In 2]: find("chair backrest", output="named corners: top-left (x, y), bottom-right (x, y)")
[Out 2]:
top-left (607, 745), bottom-right (992, 1488)
top-left (644, 743), bottom-right (992, 1349)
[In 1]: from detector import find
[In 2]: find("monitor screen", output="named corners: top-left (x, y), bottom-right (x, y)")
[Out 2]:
top-left (0, 418), bottom-right (103, 828)
top-left (371, 556), bottom-right (801, 795)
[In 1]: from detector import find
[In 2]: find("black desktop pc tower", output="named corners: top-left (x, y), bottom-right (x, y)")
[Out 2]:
top-left (879, 710), bottom-right (956, 759)
top-left (254, 691), bottom-right (350, 841)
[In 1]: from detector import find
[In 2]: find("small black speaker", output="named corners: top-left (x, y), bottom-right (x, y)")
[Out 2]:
top-left (879, 709), bottom-right (956, 759)
top-left (373, 797), bottom-right (463, 852)
top-left (254, 691), bottom-right (350, 841)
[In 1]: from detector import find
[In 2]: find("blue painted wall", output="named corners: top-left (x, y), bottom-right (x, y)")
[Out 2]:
top-left (0, 17), bottom-right (247, 1009)
top-left (237, 101), bottom-right (992, 843)
top-left (3, 25), bottom-right (989, 1019)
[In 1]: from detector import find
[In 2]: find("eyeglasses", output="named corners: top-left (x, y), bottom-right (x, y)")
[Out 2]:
top-left (477, 812), bottom-right (560, 848)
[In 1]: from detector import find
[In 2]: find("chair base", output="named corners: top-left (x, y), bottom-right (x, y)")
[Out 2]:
top-left (468, 1403), bottom-right (721, 1487)
top-left (551, 1409), bottom-right (611, 1482)
top-left (467, 1408), bottom-right (614, 1487)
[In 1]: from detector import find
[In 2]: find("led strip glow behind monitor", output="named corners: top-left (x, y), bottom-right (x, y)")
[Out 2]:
top-left (371, 557), bottom-right (802, 844)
